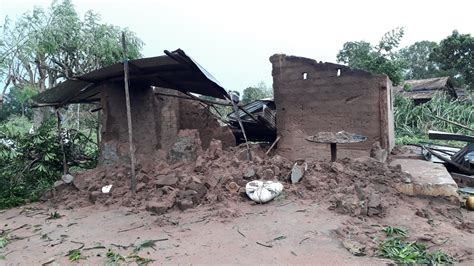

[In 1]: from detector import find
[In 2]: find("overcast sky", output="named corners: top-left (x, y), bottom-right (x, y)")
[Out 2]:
top-left (1, 0), bottom-right (473, 92)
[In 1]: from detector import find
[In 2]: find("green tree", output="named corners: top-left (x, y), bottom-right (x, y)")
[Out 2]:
top-left (429, 30), bottom-right (474, 89)
top-left (399, 41), bottom-right (440, 80)
top-left (336, 28), bottom-right (406, 85)
top-left (0, 0), bottom-right (143, 115)
top-left (241, 81), bottom-right (273, 104)
top-left (0, 86), bottom-right (37, 120)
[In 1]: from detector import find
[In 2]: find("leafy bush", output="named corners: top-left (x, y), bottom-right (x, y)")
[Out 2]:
top-left (0, 117), bottom-right (98, 209)
top-left (394, 92), bottom-right (473, 145)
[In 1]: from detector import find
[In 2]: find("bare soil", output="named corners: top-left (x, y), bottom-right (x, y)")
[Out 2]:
top-left (1, 197), bottom-right (472, 265)
top-left (1, 143), bottom-right (473, 264)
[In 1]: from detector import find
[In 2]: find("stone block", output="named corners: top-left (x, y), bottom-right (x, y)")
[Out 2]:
top-left (391, 159), bottom-right (458, 197)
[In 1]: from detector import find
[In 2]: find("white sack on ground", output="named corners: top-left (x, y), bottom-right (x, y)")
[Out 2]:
top-left (245, 180), bottom-right (283, 203)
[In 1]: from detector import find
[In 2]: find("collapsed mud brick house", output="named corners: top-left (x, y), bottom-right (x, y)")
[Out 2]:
top-left (31, 49), bottom-right (235, 165)
top-left (270, 54), bottom-right (395, 160)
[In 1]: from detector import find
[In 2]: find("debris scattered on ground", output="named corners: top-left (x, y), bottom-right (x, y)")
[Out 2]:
top-left (61, 174), bottom-right (74, 184)
top-left (39, 139), bottom-right (474, 264)
top-left (290, 160), bottom-right (307, 184)
top-left (101, 184), bottom-right (113, 194)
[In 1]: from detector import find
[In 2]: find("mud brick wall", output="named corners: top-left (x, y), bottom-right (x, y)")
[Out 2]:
top-left (178, 99), bottom-right (235, 149)
top-left (270, 54), bottom-right (394, 160)
top-left (99, 81), bottom-right (161, 164)
top-left (98, 84), bottom-right (235, 165)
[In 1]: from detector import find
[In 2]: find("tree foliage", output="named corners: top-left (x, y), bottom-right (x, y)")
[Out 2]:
top-left (399, 41), bottom-right (440, 80)
top-left (0, 0), bottom-right (142, 208)
top-left (337, 28), bottom-right (406, 85)
top-left (429, 30), bottom-right (474, 89)
top-left (0, 0), bottom-right (144, 109)
top-left (0, 117), bottom-right (98, 208)
top-left (241, 81), bottom-right (273, 104)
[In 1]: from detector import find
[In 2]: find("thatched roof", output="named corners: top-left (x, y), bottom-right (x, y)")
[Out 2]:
top-left (395, 77), bottom-right (457, 101)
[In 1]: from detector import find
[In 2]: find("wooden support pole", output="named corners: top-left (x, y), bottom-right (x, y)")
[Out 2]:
top-left (56, 109), bottom-right (68, 175)
top-left (96, 109), bottom-right (101, 149)
top-left (122, 32), bottom-right (137, 193)
top-left (330, 143), bottom-right (337, 162)
top-left (229, 92), bottom-right (252, 161)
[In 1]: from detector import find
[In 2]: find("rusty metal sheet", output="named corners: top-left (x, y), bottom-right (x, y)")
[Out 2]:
top-left (31, 49), bottom-right (229, 107)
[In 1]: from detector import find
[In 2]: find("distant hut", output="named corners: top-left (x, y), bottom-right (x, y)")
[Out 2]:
top-left (395, 77), bottom-right (458, 104)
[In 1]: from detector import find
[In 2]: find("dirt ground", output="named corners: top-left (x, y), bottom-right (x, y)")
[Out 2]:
top-left (1, 197), bottom-right (473, 265)
top-left (1, 142), bottom-right (473, 265)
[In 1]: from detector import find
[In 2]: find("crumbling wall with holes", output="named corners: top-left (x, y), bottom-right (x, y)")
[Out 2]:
top-left (98, 83), bottom-right (235, 165)
top-left (178, 99), bottom-right (236, 149)
top-left (270, 54), bottom-right (395, 160)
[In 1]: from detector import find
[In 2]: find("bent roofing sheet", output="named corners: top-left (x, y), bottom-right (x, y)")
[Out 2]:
top-left (228, 99), bottom-right (274, 121)
top-left (31, 49), bottom-right (229, 106)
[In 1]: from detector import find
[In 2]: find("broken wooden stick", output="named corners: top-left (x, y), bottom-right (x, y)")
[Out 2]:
top-left (256, 241), bottom-right (273, 248)
top-left (118, 224), bottom-right (144, 233)
top-left (265, 136), bottom-right (281, 155)
top-left (432, 115), bottom-right (474, 132)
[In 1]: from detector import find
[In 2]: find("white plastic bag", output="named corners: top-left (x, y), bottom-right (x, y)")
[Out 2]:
top-left (245, 180), bottom-right (283, 203)
top-left (101, 184), bottom-right (113, 193)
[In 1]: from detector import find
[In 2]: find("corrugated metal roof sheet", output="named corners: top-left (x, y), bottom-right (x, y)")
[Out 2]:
top-left (228, 99), bottom-right (274, 121)
top-left (31, 49), bottom-right (229, 107)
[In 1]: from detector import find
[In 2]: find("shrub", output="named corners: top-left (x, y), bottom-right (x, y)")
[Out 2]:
top-left (0, 117), bottom-right (98, 209)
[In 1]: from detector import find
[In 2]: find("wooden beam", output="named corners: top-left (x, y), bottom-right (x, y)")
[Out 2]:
top-left (122, 32), bottom-right (137, 193)
top-left (56, 109), bottom-right (68, 175)
top-left (431, 115), bottom-right (474, 132)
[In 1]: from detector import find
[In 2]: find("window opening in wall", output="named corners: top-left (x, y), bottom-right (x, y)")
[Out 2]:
top-left (302, 72), bottom-right (308, 80)
top-left (337, 69), bottom-right (341, 77)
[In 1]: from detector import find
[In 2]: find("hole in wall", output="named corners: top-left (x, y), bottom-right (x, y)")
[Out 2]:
top-left (302, 72), bottom-right (308, 80)
top-left (337, 69), bottom-right (341, 77)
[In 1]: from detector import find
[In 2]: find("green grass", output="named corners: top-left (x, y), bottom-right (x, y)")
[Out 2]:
top-left (47, 211), bottom-right (61, 220)
top-left (67, 249), bottom-right (83, 262)
top-left (106, 250), bottom-right (125, 265)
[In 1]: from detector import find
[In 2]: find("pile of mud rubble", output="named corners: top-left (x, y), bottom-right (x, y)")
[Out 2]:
top-left (47, 130), bottom-right (408, 216)
top-left (44, 129), bottom-right (474, 261)
top-left (45, 129), bottom-right (465, 220)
